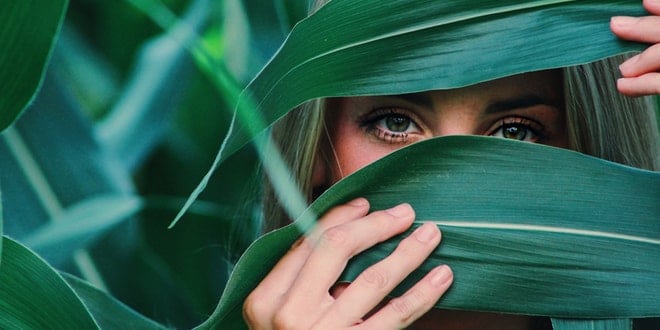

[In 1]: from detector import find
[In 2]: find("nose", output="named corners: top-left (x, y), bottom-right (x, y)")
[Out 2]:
top-left (431, 111), bottom-right (481, 137)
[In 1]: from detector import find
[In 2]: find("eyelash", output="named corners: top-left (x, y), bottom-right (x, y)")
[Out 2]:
top-left (358, 107), bottom-right (422, 144)
top-left (488, 117), bottom-right (548, 142)
top-left (359, 108), bottom-right (550, 144)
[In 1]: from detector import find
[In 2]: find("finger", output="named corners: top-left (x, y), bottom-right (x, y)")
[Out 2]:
top-left (619, 44), bottom-right (660, 77)
top-left (243, 198), bottom-right (370, 325)
top-left (359, 265), bottom-right (453, 329)
top-left (618, 72), bottom-right (660, 96)
top-left (306, 197), bottom-right (372, 243)
top-left (323, 222), bottom-right (442, 326)
top-left (611, 15), bottom-right (660, 43)
top-left (271, 204), bottom-right (416, 329)
top-left (644, 0), bottom-right (660, 16)
top-left (258, 198), bottom-right (370, 290)
top-left (284, 204), bottom-right (416, 305)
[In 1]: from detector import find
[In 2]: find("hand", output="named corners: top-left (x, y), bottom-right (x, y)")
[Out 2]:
top-left (243, 198), bottom-right (453, 329)
top-left (611, 0), bottom-right (660, 96)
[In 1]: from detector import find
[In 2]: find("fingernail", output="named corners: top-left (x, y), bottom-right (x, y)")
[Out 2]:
top-left (348, 197), bottom-right (368, 207)
top-left (413, 223), bottom-right (437, 243)
top-left (385, 203), bottom-right (412, 218)
top-left (611, 16), bottom-right (638, 27)
top-left (430, 265), bottom-right (453, 287)
top-left (617, 77), bottom-right (630, 89)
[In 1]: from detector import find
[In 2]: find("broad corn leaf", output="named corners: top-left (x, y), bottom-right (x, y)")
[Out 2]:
top-left (62, 273), bottom-right (168, 330)
top-left (0, 236), bottom-right (98, 329)
top-left (0, 0), bottom-right (68, 132)
top-left (181, 0), bottom-right (647, 223)
top-left (552, 318), bottom-right (632, 330)
top-left (202, 136), bottom-right (660, 329)
top-left (220, 0), bottom-right (646, 163)
top-left (0, 235), bottom-right (170, 329)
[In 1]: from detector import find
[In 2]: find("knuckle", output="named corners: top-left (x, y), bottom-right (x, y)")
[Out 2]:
top-left (318, 226), bottom-right (351, 249)
top-left (637, 49), bottom-right (651, 64)
top-left (387, 289), bottom-right (431, 324)
top-left (272, 305), bottom-right (302, 330)
top-left (372, 206), bottom-right (414, 226)
top-left (322, 199), bottom-right (369, 220)
top-left (243, 292), bottom-right (269, 325)
top-left (386, 297), bottom-right (416, 324)
top-left (290, 237), bottom-right (312, 253)
top-left (360, 266), bottom-right (390, 291)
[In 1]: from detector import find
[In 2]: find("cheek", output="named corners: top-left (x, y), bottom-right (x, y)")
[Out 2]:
top-left (330, 121), bottom-right (388, 183)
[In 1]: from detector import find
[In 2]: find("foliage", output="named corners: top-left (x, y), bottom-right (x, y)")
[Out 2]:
top-left (0, 0), bottom-right (305, 328)
top-left (0, 0), bottom-right (67, 131)
top-left (0, 0), bottom-right (658, 329)
top-left (208, 136), bottom-right (660, 329)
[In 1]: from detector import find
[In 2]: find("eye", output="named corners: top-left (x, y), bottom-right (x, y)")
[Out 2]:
top-left (359, 108), bottom-right (423, 144)
top-left (380, 114), bottom-right (414, 133)
top-left (489, 117), bottom-right (545, 143)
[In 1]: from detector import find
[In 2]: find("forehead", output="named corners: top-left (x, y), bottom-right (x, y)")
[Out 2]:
top-left (412, 70), bottom-right (563, 104)
top-left (337, 69), bottom-right (563, 109)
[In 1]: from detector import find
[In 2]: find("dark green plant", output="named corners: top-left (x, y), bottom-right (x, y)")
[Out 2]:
top-left (0, 1), bottom-right (657, 329)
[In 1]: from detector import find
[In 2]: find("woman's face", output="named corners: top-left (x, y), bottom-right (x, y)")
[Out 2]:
top-left (322, 70), bottom-right (567, 184)
top-left (320, 70), bottom-right (565, 329)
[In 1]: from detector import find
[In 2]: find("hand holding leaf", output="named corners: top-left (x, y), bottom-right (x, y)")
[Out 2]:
top-left (612, 0), bottom-right (660, 96)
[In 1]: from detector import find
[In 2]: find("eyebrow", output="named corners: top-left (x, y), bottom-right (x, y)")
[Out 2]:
top-left (389, 92), bottom-right (434, 109)
top-left (485, 94), bottom-right (561, 114)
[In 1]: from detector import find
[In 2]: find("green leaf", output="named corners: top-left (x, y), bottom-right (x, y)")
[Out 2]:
top-left (181, 0), bottom-right (647, 224)
top-left (0, 187), bottom-right (3, 258)
top-left (0, 0), bottom-right (68, 132)
top-left (0, 236), bottom-right (98, 329)
top-left (220, 0), bottom-right (646, 164)
top-left (551, 318), bottom-right (631, 330)
top-left (232, 0), bottom-right (309, 81)
top-left (62, 273), bottom-right (169, 330)
top-left (328, 138), bottom-right (660, 319)
top-left (23, 195), bottom-right (143, 262)
top-left (97, 0), bottom-right (211, 171)
top-left (203, 136), bottom-right (660, 329)
top-left (0, 74), bottom-right (135, 290)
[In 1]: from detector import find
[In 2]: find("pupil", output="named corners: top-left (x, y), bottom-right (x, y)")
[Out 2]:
top-left (503, 125), bottom-right (526, 140)
top-left (385, 115), bottom-right (410, 132)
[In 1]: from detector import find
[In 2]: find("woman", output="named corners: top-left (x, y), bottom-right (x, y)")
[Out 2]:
top-left (244, 1), bottom-right (660, 329)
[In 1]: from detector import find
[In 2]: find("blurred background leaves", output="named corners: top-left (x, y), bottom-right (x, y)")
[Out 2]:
top-left (0, 0), bottom-right (306, 327)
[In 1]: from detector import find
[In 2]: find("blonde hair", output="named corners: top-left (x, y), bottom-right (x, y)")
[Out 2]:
top-left (565, 56), bottom-right (659, 169)
top-left (263, 100), bottom-right (326, 232)
top-left (262, 55), bottom-right (659, 232)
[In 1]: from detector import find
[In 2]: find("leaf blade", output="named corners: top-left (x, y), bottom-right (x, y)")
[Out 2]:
top-left (0, 236), bottom-right (98, 329)
top-left (205, 137), bottom-right (660, 327)
top-left (62, 273), bottom-right (169, 330)
top-left (0, 0), bottom-right (68, 132)
top-left (222, 0), bottom-right (646, 163)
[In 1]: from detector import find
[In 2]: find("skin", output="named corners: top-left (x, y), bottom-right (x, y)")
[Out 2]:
top-left (244, 3), bottom-right (660, 329)
top-left (613, 1), bottom-right (660, 96)
top-left (324, 70), bottom-right (567, 183)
